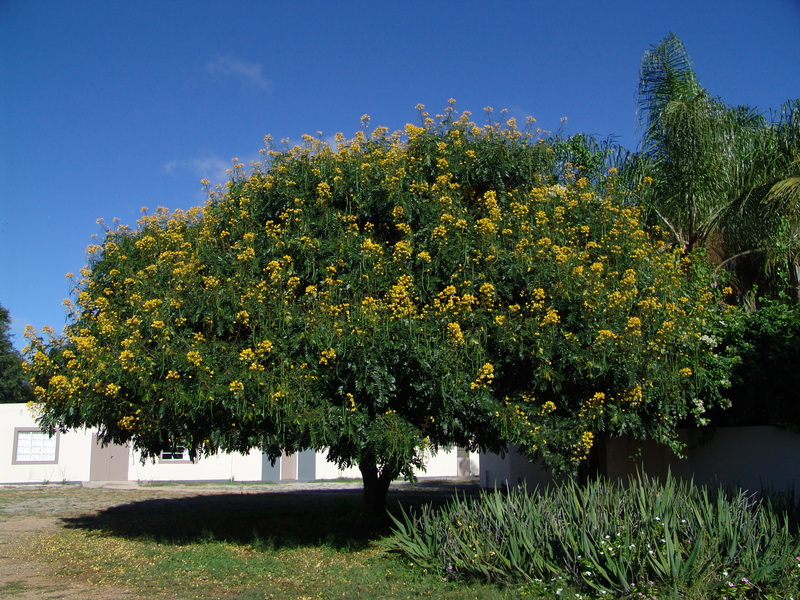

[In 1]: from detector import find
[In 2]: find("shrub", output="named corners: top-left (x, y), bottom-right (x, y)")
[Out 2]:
top-left (713, 297), bottom-right (800, 430)
top-left (387, 472), bottom-right (800, 598)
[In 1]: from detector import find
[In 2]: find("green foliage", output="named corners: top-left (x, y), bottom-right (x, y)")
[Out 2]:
top-left (388, 473), bottom-right (800, 598)
top-left (24, 104), bottom-right (729, 501)
top-left (0, 302), bottom-right (34, 403)
top-left (712, 296), bottom-right (800, 429)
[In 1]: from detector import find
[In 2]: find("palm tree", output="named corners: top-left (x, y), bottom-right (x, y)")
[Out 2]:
top-left (719, 101), bottom-right (800, 296)
top-left (634, 33), bottom-right (800, 300)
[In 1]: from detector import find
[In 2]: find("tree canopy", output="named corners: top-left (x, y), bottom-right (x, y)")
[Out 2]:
top-left (0, 303), bottom-right (34, 404)
top-left (24, 105), bottom-right (730, 509)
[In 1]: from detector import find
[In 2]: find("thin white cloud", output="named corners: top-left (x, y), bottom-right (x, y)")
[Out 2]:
top-left (165, 151), bottom-right (266, 186)
top-left (206, 56), bottom-right (273, 91)
top-left (165, 155), bottom-right (231, 185)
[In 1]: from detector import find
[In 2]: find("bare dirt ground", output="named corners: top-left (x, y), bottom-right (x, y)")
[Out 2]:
top-left (0, 483), bottom-right (189, 599)
top-left (0, 479), bottom-right (476, 599)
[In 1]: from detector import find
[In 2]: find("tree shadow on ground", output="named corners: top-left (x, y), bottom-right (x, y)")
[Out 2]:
top-left (60, 479), bottom-right (480, 551)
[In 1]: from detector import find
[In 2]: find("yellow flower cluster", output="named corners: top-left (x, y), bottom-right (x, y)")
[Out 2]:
top-left (470, 362), bottom-right (494, 389)
top-left (117, 415), bottom-right (137, 431)
top-left (446, 322), bottom-right (465, 345)
top-left (319, 347), bottom-right (336, 365)
top-left (539, 308), bottom-right (560, 327)
top-left (573, 430), bottom-right (595, 460)
top-left (540, 401), bottom-right (557, 414)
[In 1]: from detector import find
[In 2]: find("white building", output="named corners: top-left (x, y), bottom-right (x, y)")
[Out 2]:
top-left (0, 403), bottom-right (478, 485)
top-left (8, 402), bottom-right (797, 493)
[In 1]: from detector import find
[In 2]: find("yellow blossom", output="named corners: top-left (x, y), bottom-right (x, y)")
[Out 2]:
top-left (104, 383), bottom-right (121, 396)
top-left (540, 309), bottom-right (560, 326)
top-left (117, 415), bottom-right (137, 431)
top-left (186, 350), bottom-right (203, 367)
top-left (470, 362), bottom-right (494, 389)
top-left (319, 347), bottom-right (336, 365)
top-left (393, 240), bottom-right (413, 261)
top-left (540, 401), bottom-right (557, 414)
top-left (446, 322), bottom-right (465, 345)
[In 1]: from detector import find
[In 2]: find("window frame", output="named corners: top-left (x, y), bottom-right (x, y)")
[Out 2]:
top-left (158, 444), bottom-right (193, 463)
top-left (12, 428), bottom-right (60, 465)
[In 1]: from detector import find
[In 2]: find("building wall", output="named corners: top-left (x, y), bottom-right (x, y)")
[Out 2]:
top-left (313, 451), bottom-right (362, 480)
top-left (605, 426), bottom-right (800, 491)
top-left (420, 446), bottom-right (478, 478)
top-left (131, 446), bottom-right (474, 483)
top-left (0, 403), bottom-right (93, 484)
top-left (4, 402), bottom-right (794, 490)
top-left (129, 447), bottom-right (265, 482)
top-left (310, 447), bottom-right (476, 481)
top-left (480, 445), bottom-right (566, 489)
top-left (484, 427), bottom-right (800, 493)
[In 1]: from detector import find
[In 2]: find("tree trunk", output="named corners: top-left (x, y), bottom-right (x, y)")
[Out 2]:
top-left (358, 458), bottom-right (395, 515)
top-left (790, 260), bottom-right (800, 303)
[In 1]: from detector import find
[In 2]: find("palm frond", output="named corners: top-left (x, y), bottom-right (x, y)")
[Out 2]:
top-left (767, 175), bottom-right (800, 204)
top-left (637, 33), bottom-right (703, 150)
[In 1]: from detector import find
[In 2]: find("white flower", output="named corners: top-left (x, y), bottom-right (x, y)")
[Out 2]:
top-left (699, 334), bottom-right (717, 346)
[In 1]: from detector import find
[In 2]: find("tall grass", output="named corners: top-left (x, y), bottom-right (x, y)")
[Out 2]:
top-left (387, 473), bottom-right (800, 598)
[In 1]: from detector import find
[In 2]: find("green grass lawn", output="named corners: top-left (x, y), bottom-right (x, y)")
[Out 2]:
top-left (8, 479), bottom-right (800, 599)
top-left (6, 483), bottom-right (578, 600)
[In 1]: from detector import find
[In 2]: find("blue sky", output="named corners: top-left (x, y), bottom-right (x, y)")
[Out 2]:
top-left (1, 0), bottom-right (799, 349)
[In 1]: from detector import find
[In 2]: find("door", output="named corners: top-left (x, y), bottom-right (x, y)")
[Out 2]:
top-left (90, 434), bottom-right (130, 481)
top-left (280, 451), bottom-right (297, 481)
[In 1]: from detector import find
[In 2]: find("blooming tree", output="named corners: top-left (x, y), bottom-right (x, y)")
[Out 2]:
top-left (25, 105), bottom-right (729, 511)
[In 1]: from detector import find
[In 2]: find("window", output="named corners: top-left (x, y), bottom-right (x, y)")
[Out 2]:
top-left (13, 429), bottom-right (59, 464)
top-left (159, 444), bottom-right (191, 462)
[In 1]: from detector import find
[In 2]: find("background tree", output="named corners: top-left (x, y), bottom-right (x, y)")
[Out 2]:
top-left (708, 296), bottom-right (800, 430)
top-left (0, 303), bottom-right (34, 403)
top-left (634, 33), bottom-right (800, 300)
top-left (25, 105), bottom-right (730, 511)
